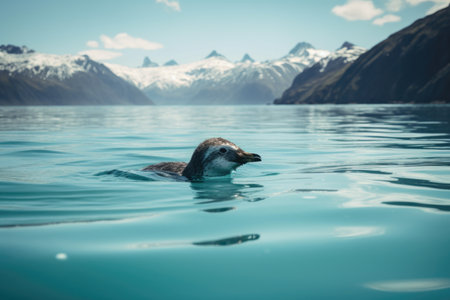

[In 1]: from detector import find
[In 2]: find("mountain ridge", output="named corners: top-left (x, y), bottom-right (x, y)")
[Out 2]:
top-left (0, 46), bottom-right (153, 105)
top-left (275, 5), bottom-right (450, 104)
top-left (142, 56), bottom-right (158, 68)
top-left (274, 42), bottom-right (366, 104)
top-left (107, 42), bottom-right (332, 105)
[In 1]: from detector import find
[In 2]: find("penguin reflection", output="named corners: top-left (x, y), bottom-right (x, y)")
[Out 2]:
top-left (190, 178), bottom-right (264, 207)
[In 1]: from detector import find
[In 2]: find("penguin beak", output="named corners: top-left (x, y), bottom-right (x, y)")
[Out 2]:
top-left (237, 151), bottom-right (262, 164)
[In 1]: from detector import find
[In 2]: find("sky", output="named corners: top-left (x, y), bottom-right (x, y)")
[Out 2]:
top-left (1, 0), bottom-right (449, 67)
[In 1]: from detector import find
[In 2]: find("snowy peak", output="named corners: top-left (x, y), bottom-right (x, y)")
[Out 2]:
top-left (0, 44), bottom-right (35, 55)
top-left (288, 42), bottom-right (315, 56)
top-left (0, 45), bottom-right (112, 80)
top-left (319, 42), bottom-right (366, 72)
top-left (205, 50), bottom-right (226, 60)
top-left (281, 42), bottom-right (330, 68)
top-left (142, 56), bottom-right (159, 68)
top-left (106, 41), bottom-right (332, 105)
top-left (275, 42), bottom-right (366, 104)
top-left (0, 45), bottom-right (152, 105)
top-left (240, 53), bottom-right (255, 63)
top-left (338, 41), bottom-right (355, 50)
top-left (163, 59), bottom-right (178, 66)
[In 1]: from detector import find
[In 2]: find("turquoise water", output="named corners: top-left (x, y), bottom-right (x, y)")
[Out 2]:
top-left (1, 105), bottom-right (450, 299)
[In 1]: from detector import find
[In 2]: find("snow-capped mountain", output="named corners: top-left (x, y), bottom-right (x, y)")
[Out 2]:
top-left (240, 54), bottom-right (254, 63)
top-left (107, 42), bottom-right (331, 105)
top-left (274, 42), bottom-right (366, 104)
top-left (276, 5), bottom-right (450, 104)
top-left (0, 45), bottom-right (152, 105)
top-left (142, 56), bottom-right (158, 68)
top-left (163, 60), bottom-right (178, 66)
top-left (205, 50), bottom-right (227, 60)
top-left (287, 42), bottom-right (314, 56)
top-left (317, 42), bottom-right (365, 72)
top-left (0, 49), bottom-right (116, 81)
top-left (0, 45), bottom-right (35, 55)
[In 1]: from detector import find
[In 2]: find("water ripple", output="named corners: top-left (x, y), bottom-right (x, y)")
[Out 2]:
top-left (365, 278), bottom-right (450, 292)
top-left (386, 177), bottom-right (450, 190)
top-left (1, 105), bottom-right (450, 299)
top-left (7, 149), bottom-right (69, 156)
top-left (193, 234), bottom-right (260, 246)
top-left (383, 201), bottom-right (450, 212)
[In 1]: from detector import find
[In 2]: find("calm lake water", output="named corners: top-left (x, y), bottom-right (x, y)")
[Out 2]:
top-left (1, 105), bottom-right (450, 299)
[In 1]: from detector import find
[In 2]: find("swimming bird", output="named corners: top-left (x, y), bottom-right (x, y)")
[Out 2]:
top-left (143, 137), bottom-right (261, 180)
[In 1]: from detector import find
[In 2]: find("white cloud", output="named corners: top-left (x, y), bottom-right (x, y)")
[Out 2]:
top-left (406, 0), bottom-right (450, 14)
top-left (100, 33), bottom-right (163, 50)
top-left (156, 0), bottom-right (181, 12)
top-left (373, 14), bottom-right (402, 25)
top-left (332, 0), bottom-right (383, 21)
top-left (78, 49), bottom-right (123, 61)
top-left (386, 0), bottom-right (403, 11)
top-left (86, 40), bottom-right (99, 48)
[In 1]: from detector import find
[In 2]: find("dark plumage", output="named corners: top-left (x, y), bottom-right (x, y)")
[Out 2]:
top-left (143, 137), bottom-right (261, 180)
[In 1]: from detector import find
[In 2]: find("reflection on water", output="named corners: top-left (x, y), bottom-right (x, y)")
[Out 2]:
top-left (386, 177), bottom-right (450, 190)
top-left (55, 253), bottom-right (68, 260)
top-left (0, 105), bottom-right (450, 299)
top-left (193, 234), bottom-right (260, 246)
top-left (334, 226), bottom-right (385, 238)
top-left (190, 178), bottom-right (264, 204)
top-left (293, 188), bottom-right (338, 192)
top-left (301, 165), bottom-right (393, 175)
top-left (383, 201), bottom-right (450, 212)
top-left (0, 214), bottom-right (155, 229)
top-left (203, 207), bottom-right (236, 213)
top-left (365, 278), bottom-right (450, 292)
top-left (132, 234), bottom-right (260, 250)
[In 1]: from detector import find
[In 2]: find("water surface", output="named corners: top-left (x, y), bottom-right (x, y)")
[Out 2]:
top-left (1, 105), bottom-right (449, 299)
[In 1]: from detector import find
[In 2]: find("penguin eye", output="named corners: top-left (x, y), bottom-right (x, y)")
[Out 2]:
top-left (219, 147), bottom-right (227, 154)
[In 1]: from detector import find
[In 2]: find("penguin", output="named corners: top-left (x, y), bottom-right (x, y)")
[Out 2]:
top-left (143, 137), bottom-right (261, 180)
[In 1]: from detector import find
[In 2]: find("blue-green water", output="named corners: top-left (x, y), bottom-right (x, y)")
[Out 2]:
top-left (1, 105), bottom-right (450, 300)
